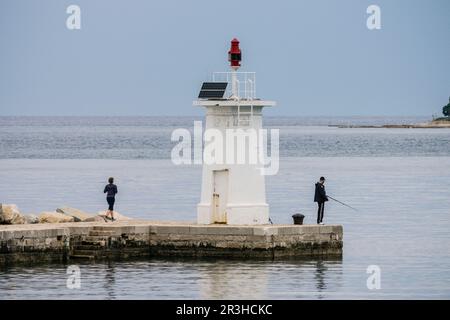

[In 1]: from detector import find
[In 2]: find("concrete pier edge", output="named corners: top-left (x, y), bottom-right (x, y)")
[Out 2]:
top-left (0, 221), bottom-right (343, 265)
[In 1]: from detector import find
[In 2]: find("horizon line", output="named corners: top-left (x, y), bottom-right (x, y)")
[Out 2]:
top-left (0, 114), bottom-right (433, 118)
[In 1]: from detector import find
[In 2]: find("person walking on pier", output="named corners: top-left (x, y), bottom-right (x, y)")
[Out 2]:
top-left (314, 177), bottom-right (328, 225)
top-left (104, 177), bottom-right (118, 221)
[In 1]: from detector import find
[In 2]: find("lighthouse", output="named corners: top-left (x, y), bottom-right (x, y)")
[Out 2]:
top-left (194, 39), bottom-right (276, 225)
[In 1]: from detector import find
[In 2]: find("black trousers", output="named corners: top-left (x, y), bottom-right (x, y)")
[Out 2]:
top-left (107, 197), bottom-right (115, 211)
top-left (317, 202), bottom-right (325, 224)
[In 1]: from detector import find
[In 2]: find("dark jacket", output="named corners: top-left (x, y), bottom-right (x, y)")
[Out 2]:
top-left (104, 184), bottom-right (118, 198)
top-left (314, 182), bottom-right (328, 203)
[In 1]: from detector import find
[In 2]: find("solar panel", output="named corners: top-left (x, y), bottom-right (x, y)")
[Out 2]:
top-left (198, 82), bottom-right (228, 99)
top-left (198, 90), bottom-right (226, 99)
top-left (201, 82), bottom-right (227, 90)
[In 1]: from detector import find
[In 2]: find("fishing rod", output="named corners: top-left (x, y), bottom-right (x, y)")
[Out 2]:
top-left (328, 196), bottom-right (358, 212)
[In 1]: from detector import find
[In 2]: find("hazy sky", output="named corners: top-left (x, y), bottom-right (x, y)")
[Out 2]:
top-left (0, 0), bottom-right (449, 116)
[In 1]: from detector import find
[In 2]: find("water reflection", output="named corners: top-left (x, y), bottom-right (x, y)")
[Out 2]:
top-left (198, 260), bottom-right (269, 299)
top-left (0, 256), bottom-right (347, 299)
top-left (195, 257), bottom-right (342, 299)
top-left (265, 258), bottom-right (343, 299)
top-left (315, 260), bottom-right (327, 291)
top-left (104, 261), bottom-right (116, 300)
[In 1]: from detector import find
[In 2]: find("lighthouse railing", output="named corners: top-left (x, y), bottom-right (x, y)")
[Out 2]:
top-left (212, 72), bottom-right (256, 100)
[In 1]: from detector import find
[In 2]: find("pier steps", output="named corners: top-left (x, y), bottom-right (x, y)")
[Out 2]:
top-left (69, 228), bottom-right (114, 260)
top-left (70, 254), bottom-right (95, 260)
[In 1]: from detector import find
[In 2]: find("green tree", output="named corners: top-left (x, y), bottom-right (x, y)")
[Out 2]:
top-left (444, 97), bottom-right (450, 117)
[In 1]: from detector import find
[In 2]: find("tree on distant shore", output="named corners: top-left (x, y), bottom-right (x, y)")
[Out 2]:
top-left (443, 97), bottom-right (450, 117)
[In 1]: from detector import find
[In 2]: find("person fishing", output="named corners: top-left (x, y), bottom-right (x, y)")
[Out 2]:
top-left (103, 177), bottom-right (118, 221)
top-left (314, 176), bottom-right (328, 225)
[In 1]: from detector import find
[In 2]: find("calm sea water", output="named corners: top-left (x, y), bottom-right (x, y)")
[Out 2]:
top-left (1, 116), bottom-right (450, 158)
top-left (0, 116), bottom-right (449, 299)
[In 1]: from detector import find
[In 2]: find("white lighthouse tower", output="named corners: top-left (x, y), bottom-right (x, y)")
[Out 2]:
top-left (194, 38), bottom-right (276, 225)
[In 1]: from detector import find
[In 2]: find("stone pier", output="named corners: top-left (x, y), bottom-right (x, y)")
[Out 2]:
top-left (0, 221), bottom-right (343, 265)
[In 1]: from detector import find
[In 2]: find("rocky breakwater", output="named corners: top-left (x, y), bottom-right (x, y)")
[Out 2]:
top-left (0, 204), bottom-right (26, 225)
top-left (0, 204), bottom-right (133, 225)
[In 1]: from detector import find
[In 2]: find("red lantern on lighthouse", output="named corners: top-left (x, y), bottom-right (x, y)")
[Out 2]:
top-left (228, 38), bottom-right (241, 69)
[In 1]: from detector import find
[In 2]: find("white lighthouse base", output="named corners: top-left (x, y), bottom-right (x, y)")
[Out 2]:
top-left (197, 203), bottom-right (269, 225)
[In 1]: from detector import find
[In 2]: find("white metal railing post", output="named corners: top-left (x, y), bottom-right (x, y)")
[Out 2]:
top-left (211, 71), bottom-right (257, 99)
top-left (244, 77), bottom-right (247, 100)
top-left (254, 74), bottom-right (256, 99)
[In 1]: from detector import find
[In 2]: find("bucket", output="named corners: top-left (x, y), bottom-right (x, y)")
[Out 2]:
top-left (292, 213), bottom-right (305, 225)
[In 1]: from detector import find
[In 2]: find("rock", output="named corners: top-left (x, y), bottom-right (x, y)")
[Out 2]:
top-left (56, 206), bottom-right (93, 222)
top-left (83, 215), bottom-right (108, 222)
top-left (98, 211), bottom-right (133, 221)
top-left (39, 211), bottom-right (75, 223)
top-left (0, 204), bottom-right (26, 224)
top-left (23, 214), bottom-right (39, 224)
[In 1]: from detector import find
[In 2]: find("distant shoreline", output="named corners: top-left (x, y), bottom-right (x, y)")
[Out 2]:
top-left (330, 119), bottom-right (450, 129)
